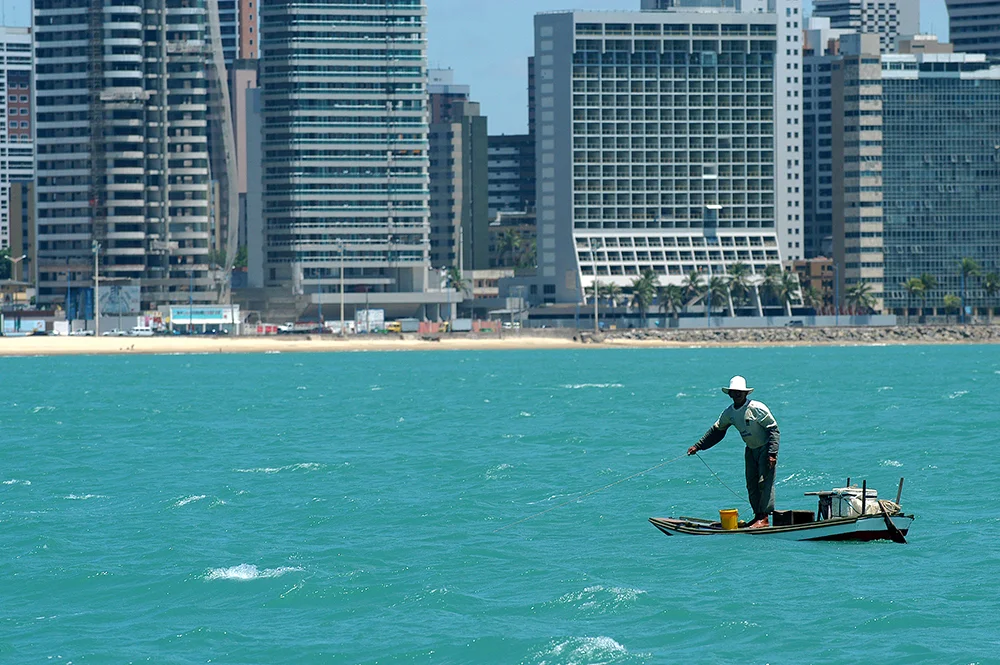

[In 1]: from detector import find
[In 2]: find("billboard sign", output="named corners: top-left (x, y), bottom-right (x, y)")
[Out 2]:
top-left (99, 284), bottom-right (141, 315)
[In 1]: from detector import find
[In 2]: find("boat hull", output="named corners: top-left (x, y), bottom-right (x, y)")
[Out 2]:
top-left (648, 513), bottom-right (914, 542)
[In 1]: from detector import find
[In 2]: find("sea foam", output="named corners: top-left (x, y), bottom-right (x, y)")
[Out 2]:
top-left (205, 564), bottom-right (303, 581)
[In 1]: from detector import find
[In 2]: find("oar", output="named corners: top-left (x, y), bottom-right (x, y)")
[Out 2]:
top-left (878, 501), bottom-right (907, 544)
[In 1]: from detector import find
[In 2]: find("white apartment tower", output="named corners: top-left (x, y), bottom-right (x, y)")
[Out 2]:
top-left (259, 0), bottom-right (450, 321)
top-left (531, 0), bottom-right (803, 305)
top-left (33, 0), bottom-right (235, 310)
top-left (1, 27), bottom-right (32, 253)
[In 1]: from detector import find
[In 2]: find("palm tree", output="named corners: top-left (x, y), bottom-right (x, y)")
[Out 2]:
top-left (761, 265), bottom-right (783, 311)
top-left (958, 257), bottom-right (982, 323)
top-left (726, 262), bottom-right (753, 314)
top-left (920, 273), bottom-right (937, 318)
top-left (497, 229), bottom-right (521, 267)
top-left (777, 270), bottom-right (800, 316)
top-left (446, 266), bottom-right (469, 297)
top-left (630, 269), bottom-right (658, 327)
top-left (800, 285), bottom-right (824, 313)
top-left (658, 284), bottom-right (685, 326)
top-left (903, 278), bottom-right (925, 325)
top-left (845, 282), bottom-right (876, 314)
top-left (516, 238), bottom-right (537, 269)
top-left (681, 270), bottom-right (703, 312)
top-left (943, 294), bottom-right (962, 324)
top-left (984, 271), bottom-right (1000, 324)
top-left (706, 276), bottom-right (729, 317)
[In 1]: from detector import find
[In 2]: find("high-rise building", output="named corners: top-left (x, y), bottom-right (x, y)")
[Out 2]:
top-left (802, 17), bottom-right (852, 259)
top-left (830, 33), bottom-right (885, 313)
top-left (526, 1), bottom-right (802, 306)
top-left (880, 49), bottom-right (1000, 316)
top-left (0, 27), bottom-right (32, 253)
top-left (240, 0), bottom-right (258, 59)
top-left (259, 0), bottom-right (448, 321)
top-left (811, 0), bottom-right (919, 53)
top-left (825, 33), bottom-right (1000, 316)
top-left (33, 0), bottom-right (234, 310)
top-left (946, 0), bottom-right (1000, 59)
top-left (488, 134), bottom-right (536, 220)
top-left (428, 70), bottom-right (489, 272)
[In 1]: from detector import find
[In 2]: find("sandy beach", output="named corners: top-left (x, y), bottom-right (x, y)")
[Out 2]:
top-left (1, 324), bottom-right (998, 357)
top-left (0, 332), bottom-right (594, 357)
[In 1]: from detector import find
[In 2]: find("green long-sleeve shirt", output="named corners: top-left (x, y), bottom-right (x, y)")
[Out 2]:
top-left (695, 399), bottom-right (780, 456)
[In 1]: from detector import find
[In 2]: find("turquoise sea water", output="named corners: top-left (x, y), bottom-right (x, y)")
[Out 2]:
top-left (2, 345), bottom-right (999, 664)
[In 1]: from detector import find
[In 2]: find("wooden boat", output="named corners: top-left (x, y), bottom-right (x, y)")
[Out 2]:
top-left (649, 479), bottom-right (914, 543)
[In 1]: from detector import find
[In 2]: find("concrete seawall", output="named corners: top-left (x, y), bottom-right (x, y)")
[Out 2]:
top-left (578, 324), bottom-right (1000, 346)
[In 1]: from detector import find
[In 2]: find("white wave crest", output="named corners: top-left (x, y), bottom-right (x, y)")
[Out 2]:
top-left (555, 585), bottom-right (647, 613)
top-left (949, 390), bottom-right (969, 399)
top-left (536, 636), bottom-right (630, 664)
top-left (64, 494), bottom-right (106, 500)
top-left (561, 383), bottom-right (624, 390)
top-left (174, 495), bottom-right (207, 507)
top-left (880, 459), bottom-right (903, 467)
top-left (205, 563), bottom-right (303, 581)
top-left (234, 462), bottom-right (324, 474)
top-left (3, 479), bottom-right (31, 486)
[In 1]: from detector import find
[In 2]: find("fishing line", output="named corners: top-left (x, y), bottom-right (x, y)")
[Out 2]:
top-left (493, 452), bottom-right (689, 533)
top-left (695, 452), bottom-right (745, 502)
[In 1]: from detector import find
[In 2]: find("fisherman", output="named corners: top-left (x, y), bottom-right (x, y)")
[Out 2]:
top-left (687, 376), bottom-right (779, 529)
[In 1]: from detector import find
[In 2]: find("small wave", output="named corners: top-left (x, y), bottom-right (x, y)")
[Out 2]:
top-left (675, 391), bottom-right (689, 397)
top-left (534, 636), bottom-right (630, 663)
top-left (205, 563), bottom-right (303, 581)
top-left (519, 411), bottom-right (532, 417)
top-left (880, 459), bottom-right (903, 468)
top-left (64, 494), bottom-right (106, 500)
top-left (949, 390), bottom-right (969, 399)
top-left (561, 383), bottom-right (624, 390)
top-left (877, 386), bottom-right (893, 392)
top-left (32, 406), bottom-right (56, 413)
top-left (555, 585), bottom-right (647, 613)
top-left (3, 479), bottom-right (31, 486)
top-left (485, 463), bottom-right (513, 480)
top-left (234, 462), bottom-right (325, 474)
top-left (265, 350), bottom-right (281, 354)
top-left (174, 495), bottom-right (207, 507)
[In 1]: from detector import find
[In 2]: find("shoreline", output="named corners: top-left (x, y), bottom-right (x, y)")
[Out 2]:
top-left (1, 324), bottom-right (998, 357)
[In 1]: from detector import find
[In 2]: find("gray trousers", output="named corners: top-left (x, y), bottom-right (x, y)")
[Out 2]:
top-left (745, 445), bottom-right (775, 519)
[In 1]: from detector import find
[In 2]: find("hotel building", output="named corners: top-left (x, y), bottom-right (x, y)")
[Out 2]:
top-left (526, 0), bottom-right (802, 305)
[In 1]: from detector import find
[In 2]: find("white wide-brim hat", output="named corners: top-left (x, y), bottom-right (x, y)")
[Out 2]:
top-left (722, 375), bottom-right (754, 395)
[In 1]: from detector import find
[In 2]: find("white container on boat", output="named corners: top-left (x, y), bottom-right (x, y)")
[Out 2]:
top-left (830, 487), bottom-right (879, 517)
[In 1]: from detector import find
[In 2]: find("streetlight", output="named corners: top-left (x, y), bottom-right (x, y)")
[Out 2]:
top-left (317, 270), bottom-right (323, 334)
top-left (4, 253), bottom-right (26, 281)
top-left (589, 238), bottom-right (602, 333)
top-left (441, 268), bottom-right (451, 332)
top-left (338, 240), bottom-right (346, 336)
top-left (92, 241), bottom-right (101, 337)
top-left (189, 266), bottom-right (194, 333)
top-left (833, 262), bottom-right (839, 327)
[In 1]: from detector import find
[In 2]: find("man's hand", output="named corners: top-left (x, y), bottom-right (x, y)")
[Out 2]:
top-left (768, 454), bottom-right (777, 469)
top-left (687, 445), bottom-right (699, 456)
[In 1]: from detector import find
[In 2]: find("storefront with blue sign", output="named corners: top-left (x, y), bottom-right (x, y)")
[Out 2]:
top-left (166, 305), bottom-right (241, 334)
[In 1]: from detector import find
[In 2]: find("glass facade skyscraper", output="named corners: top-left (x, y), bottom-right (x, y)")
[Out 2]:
top-left (881, 53), bottom-right (1000, 313)
top-left (260, 0), bottom-right (446, 320)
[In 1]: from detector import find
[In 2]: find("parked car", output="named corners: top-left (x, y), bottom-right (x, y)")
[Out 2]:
top-left (69, 329), bottom-right (95, 336)
top-left (101, 329), bottom-right (128, 337)
top-left (128, 326), bottom-right (154, 337)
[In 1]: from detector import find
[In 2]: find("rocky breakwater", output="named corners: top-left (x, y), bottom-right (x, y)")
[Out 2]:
top-left (580, 325), bottom-right (1000, 346)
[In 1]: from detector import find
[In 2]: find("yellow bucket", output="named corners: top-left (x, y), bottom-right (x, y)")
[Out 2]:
top-left (719, 509), bottom-right (740, 531)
